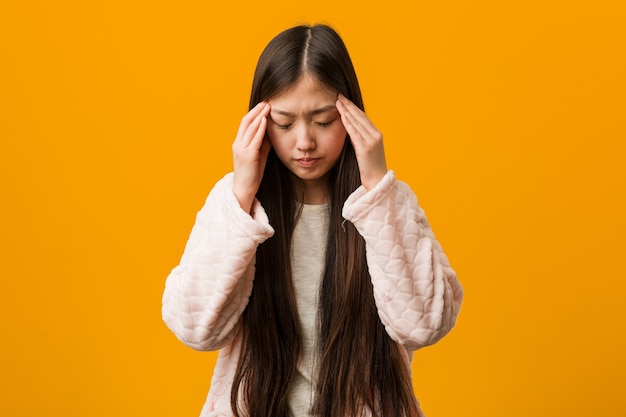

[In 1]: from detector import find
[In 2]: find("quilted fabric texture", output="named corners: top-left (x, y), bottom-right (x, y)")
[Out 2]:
top-left (162, 171), bottom-right (463, 417)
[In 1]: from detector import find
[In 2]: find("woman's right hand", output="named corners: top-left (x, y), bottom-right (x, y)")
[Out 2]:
top-left (232, 102), bottom-right (272, 214)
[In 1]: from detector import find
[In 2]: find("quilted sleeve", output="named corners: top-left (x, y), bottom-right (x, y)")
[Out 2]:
top-left (162, 173), bottom-right (275, 351)
top-left (342, 171), bottom-right (463, 351)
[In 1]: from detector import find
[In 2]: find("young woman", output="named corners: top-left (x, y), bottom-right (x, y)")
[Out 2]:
top-left (162, 24), bottom-right (463, 417)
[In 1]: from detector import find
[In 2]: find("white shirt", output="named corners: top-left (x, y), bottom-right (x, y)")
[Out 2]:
top-left (288, 203), bottom-right (330, 417)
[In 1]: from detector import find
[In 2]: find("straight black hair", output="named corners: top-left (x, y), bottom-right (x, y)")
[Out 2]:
top-left (231, 24), bottom-right (419, 417)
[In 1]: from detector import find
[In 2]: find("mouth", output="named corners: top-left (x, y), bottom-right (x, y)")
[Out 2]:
top-left (296, 158), bottom-right (320, 167)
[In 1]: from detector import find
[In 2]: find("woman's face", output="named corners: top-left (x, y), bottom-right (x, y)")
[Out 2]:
top-left (266, 74), bottom-right (347, 203)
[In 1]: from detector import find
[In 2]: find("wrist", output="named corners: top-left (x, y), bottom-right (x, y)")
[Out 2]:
top-left (233, 191), bottom-right (254, 214)
top-left (361, 168), bottom-right (387, 191)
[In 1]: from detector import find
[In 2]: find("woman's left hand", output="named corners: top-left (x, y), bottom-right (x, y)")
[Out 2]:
top-left (336, 94), bottom-right (388, 190)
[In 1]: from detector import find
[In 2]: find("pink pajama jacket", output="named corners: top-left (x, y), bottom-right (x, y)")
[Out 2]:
top-left (162, 170), bottom-right (463, 417)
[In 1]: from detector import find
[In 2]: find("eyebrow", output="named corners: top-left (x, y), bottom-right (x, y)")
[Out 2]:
top-left (271, 104), bottom-right (337, 117)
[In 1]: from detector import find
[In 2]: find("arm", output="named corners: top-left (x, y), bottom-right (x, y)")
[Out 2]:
top-left (162, 173), bottom-right (274, 351)
top-left (342, 171), bottom-right (463, 350)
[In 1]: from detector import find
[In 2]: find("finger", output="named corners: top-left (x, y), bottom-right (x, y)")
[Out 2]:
top-left (237, 102), bottom-right (265, 134)
top-left (235, 102), bottom-right (269, 142)
top-left (337, 102), bottom-right (362, 142)
top-left (237, 104), bottom-right (270, 148)
top-left (339, 100), bottom-right (378, 140)
top-left (337, 95), bottom-right (379, 139)
top-left (337, 100), bottom-right (370, 147)
top-left (248, 115), bottom-right (268, 150)
top-left (249, 105), bottom-right (270, 145)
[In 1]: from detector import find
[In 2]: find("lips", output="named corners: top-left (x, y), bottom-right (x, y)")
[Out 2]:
top-left (296, 158), bottom-right (320, 167)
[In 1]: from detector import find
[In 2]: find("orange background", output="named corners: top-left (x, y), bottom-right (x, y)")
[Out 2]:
top-left (1, 1), bottom-right (625, 416)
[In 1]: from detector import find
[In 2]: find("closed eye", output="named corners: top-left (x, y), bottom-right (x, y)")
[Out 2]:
top-left (272, 121), bottom-right (292, 130)
top-left (316, 119), bottom-right (336, 128)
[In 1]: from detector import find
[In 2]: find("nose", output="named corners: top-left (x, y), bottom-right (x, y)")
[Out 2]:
top-left (295, 124), bottom-right (316, 151)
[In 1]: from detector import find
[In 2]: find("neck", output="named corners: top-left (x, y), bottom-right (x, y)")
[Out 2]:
top-left (302, 177), bottom-right (330, 205)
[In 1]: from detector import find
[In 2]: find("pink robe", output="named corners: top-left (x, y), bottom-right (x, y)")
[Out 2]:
top-left (162, 171), bottom-right (463, 416)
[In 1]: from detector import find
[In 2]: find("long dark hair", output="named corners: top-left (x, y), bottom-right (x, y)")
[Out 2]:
top-left (231, 24), bottom-right (419, 417)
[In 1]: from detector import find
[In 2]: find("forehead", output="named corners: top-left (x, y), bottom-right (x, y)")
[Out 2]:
top-left (269, 75), bottom-right (337, 112)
